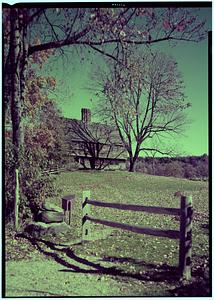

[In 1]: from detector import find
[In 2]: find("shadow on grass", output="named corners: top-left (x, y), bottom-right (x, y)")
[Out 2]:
top-left (17, 233), bottom-right (180, 283)
top-left (170, 280), bottom-right (211, 297)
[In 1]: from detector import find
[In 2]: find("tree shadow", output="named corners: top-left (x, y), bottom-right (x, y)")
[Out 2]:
top-left (18, 233), bottom-right (180, 283)
top-left (170, 280), bottom-right (211, 297)
top-left (101, 255), bottom-right (179, 281)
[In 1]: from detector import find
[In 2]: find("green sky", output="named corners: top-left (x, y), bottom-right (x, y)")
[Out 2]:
top-left (45, 7), bottom-right (211, 157)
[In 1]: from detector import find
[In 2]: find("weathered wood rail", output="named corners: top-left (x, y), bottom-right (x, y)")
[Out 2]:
top-left (86, 199), bottom-right (180, 216)
top-left (82, 191), bottom-right (193, 280)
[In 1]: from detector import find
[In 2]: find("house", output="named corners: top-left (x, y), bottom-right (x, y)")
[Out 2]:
top-left (62, 108), bottom-right (127, 170)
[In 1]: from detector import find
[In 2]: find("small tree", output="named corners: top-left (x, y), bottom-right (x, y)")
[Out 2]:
top-left (93, 49), bottom-right (190, 171)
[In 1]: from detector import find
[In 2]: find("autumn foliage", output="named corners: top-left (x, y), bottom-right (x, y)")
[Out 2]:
top-left (5, 57), bottom-right (63, 221)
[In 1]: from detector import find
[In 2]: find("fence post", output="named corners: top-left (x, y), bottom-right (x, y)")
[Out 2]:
top-left (82, 191), bottom-right (91, 241)
top-left (61, 195), bottom-right (75, 225)
top-left (15, 168), bottom-right (20, 231)
top-left (179, 195), bottom-right (193, 280)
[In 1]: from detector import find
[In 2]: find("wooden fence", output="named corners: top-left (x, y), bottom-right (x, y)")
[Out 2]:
top-left (82, 191), bottom-right (193, 280)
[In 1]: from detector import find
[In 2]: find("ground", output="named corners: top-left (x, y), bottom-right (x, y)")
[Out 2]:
top-left (5, 171), bottom-right (210, 297)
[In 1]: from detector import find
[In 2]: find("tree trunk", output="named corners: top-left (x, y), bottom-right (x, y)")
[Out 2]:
top-left (128, 148), bottom-right (139, 172)
top-left (4, 55), bottom-right (12, 122)
top-left (128, 154), bottom-right (138, 172)
top-left (9, 8), bottom-right (28, 229)
top-left (129, 160), bottom-right (136, 172)
top-left (152, 160), bottom-right (156, 175)
top-left (89, 157), bottom-right (96, 170)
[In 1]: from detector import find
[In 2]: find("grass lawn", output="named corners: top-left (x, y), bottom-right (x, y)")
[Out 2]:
top-left (5, 170), bottom-right (210, 297)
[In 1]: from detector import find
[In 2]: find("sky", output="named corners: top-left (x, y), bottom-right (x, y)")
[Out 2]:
top-left (42, 6), bottom-right (211, 157)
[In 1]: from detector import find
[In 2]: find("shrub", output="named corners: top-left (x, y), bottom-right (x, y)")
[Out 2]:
top-left (135, 160), bottom-right (145, 172)
top-left (161, 161), bottom-right (184, 178)
top-left (5, 136), bottom-right (59, 222)
top-left (196, 160), bottom-right (209, 178)
top-left (183, 164), bottom-right (197, 179)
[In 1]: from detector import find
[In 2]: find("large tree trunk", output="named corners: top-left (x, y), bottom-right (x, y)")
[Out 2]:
top-left (4, 55), bottom-right (12, 121)
top-left (10, 8), bottom-right (21, 229)
top-left (9, 8), bottom-right (28, 229)
top-left (129, 159), bottom-right (136, 172)
top-left (128, 149), bottom-right (139, 172)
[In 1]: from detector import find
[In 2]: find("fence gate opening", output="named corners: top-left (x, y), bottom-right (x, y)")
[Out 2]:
top-left (82, 190), bottom-right (193, 280)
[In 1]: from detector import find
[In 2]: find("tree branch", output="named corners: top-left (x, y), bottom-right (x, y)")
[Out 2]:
top-left (139, 147), bottom-right (174, 156)
top-left (28, 32), bottom-right (202, 57)
top-left (43, 10), bottom-right (60, 42)
top-left (28, 25), bottom-right (91, 56)
top-left (88, 44), bottom-right (118, 61)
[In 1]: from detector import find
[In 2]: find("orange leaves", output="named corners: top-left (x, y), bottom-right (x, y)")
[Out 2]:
top-left (30, 38), bottom-right (55, 66)
top-left (90, 8), bottom-right (127, 38)
top-left (24, 78), bottom-right (45, 116)
top-left (24, 69), bottom-right (57, 118)
top-left (31, 49), bottom-right (55, 67)
top-left (35, 127), bottom-right (55, 148)
top-left (34, 76), bottom-right (56, 89)
top-left (136, 8), bottom-right (155, 18)
top-left (25, 125), bottom-right (55, 149)
top-left (175, 21), bottom-right (186, 32)
top-left (163, 20), bottom-right (171, 30)
top-left (46, 76), bottom-right (56, 88)
top-left (33, 37), bottom-right (41, 45)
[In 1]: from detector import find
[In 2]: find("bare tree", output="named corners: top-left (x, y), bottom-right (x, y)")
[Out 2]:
top-left (65, 119), bottom-right (125, 170)
top-left (3, 6), bottom-right (208, 226)
top-left (92, 49), bottom-right (191, 172)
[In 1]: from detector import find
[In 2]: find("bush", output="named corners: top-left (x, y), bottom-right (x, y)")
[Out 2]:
top-left (144, 163), bottom-right (155, 175)
top-left (162, 161), bottom-right (185, 178)
top-left (136, 155), bottom-right (209, 180)
top-left (135, 160), bottom-right (146, 172)
top-left (154, 163), bottom-right (167, 176)
top-left (5, 126), bottom-right (60, 223)
top-left (196, 160), bottom-right (208, 179)
top-left (183, 164), bottom-right (197, 179)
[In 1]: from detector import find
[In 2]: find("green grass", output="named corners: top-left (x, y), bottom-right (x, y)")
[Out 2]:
top-left (6, 170), bottom-right (210, 296)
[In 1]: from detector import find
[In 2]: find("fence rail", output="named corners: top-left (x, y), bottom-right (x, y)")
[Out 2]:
top-left (86, 215), bottom-right (180, 239)
top-left (82, 191), bottom-right (193, 280)
top-left (86, 199), bottom-right (180, 216)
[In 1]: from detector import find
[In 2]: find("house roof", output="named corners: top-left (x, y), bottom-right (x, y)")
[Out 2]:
top-left (62, 117), bottom-right (124, 146)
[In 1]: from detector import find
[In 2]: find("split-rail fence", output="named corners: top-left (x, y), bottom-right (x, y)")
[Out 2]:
top-left (82, 191), bottom-right (193, 280)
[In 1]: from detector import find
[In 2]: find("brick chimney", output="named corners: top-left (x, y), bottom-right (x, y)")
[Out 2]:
top-left (81, 108), bottom-right (91, 123)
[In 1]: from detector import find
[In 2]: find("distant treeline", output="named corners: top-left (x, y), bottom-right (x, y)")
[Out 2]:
top-left (134, 154), bottom-right (209, 180)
